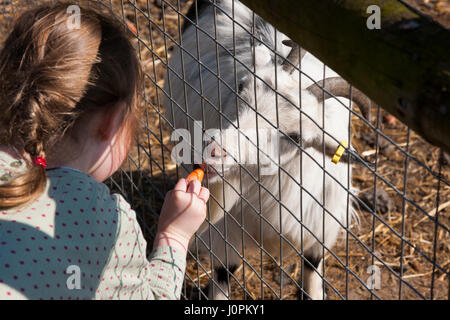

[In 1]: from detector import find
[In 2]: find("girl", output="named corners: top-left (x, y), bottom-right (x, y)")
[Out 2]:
top-left (0, 2), bottom-right (209, 300)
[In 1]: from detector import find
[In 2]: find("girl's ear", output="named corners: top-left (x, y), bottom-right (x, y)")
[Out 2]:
top-left (96, 102), bottom-right (126, 142)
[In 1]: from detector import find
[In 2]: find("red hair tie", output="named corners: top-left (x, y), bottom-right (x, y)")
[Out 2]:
top-left (33, 156), bottom-right (47, 168)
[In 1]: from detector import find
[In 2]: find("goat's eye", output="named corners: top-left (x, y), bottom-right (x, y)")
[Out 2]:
top-left (287, 133), bottom-right (301, 144)
top-left (238, 82), bottom-right (244, 93)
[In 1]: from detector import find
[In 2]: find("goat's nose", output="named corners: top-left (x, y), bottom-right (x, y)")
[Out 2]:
top-left (204, 140), bottom-right (228, 165)
top-left (210, 144), bottom-right (227, 159)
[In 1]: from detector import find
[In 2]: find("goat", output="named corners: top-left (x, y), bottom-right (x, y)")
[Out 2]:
top-left (163, 0), bottom-right (371, 300)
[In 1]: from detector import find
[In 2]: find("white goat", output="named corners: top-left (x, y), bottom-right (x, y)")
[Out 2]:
top-left (163, 0), bottom-right (370, 300)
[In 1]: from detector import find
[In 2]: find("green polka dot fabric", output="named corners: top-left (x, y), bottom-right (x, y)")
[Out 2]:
top-left (0, 158), bottom-right (186, 300)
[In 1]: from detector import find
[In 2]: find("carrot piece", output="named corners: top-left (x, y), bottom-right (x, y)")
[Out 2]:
top-left (186, 168), bottom-right (205, 183)
top-left (126, 21), bottom-right (138, 36)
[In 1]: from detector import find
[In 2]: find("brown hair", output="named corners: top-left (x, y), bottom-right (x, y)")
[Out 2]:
top-left (0, 2), bottom-right (142, 209)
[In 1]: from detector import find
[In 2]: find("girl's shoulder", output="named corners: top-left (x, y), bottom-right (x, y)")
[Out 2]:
top-left (0, 166), bottom-right (134, 238)
top-left (45, 167), bottom-right (131, 216)
top-left (0, 167), bottom-right (135, 300)
top-left (1, 167), bottom-right (130, 222)
top-left (1, 167), bottom-right (133, 252)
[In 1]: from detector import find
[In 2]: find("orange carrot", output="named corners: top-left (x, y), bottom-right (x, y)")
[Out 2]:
top-left (126, 21), bottom-right (138, 36)
top-left (186, 168), bottom-right (205, 183)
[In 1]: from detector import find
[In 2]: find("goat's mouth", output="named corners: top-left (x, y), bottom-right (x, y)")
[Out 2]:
top-left (198, 163), bottom-right (231, 181)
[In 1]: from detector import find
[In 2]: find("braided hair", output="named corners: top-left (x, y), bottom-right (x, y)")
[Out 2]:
top-left (0, 2), bottom-right (142, 209)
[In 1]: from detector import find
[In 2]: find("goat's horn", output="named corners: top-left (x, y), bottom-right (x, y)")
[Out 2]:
top-left (281, 40), bottom-right (305, 73)
top-left (305, 77), bottom-right (372, 122)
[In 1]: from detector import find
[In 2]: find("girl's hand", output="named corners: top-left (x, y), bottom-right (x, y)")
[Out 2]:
top-left (153, 178), bottom-right (209, 253)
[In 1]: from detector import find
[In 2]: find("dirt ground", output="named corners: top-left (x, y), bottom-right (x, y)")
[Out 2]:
top-left (0, 0), bottom-right (448, 300)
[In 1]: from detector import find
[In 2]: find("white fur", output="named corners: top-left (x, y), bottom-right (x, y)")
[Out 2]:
top-left (164, 0), bottom-right (357, 300)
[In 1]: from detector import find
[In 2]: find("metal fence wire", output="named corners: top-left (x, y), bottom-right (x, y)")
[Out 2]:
top-left (0, 0), bottom-right (448, 300)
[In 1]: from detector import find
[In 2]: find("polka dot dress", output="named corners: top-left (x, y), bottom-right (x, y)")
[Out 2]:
top-left (0, 165), bottom-right (186, 300)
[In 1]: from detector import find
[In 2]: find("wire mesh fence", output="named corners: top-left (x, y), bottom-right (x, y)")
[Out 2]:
top-left (0, 0), bottom-right (448, 300)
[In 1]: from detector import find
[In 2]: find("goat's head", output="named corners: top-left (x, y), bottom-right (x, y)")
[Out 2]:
top-left (201, 41), bottom-right (371, 182)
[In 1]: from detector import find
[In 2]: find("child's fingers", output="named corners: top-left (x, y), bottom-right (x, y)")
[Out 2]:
top-left (187, 179), bottom-right (201, 195)
top-left (198, 187), bottom-right (210, 203)
top-left (173, 178), bottom-right (187, 192)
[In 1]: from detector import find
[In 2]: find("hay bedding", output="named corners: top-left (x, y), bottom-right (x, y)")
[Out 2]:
top-left (0, 0), bottom-right (448, 300)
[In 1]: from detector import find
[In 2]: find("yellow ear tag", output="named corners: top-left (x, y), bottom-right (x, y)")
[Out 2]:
top-left (332, 141), bottom-right (348, 164)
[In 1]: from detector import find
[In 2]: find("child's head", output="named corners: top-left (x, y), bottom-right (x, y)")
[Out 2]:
top-left (0, 2), bottom-right (142, 209)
